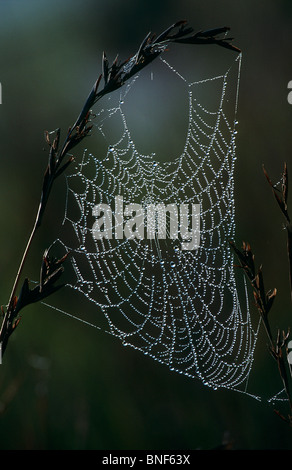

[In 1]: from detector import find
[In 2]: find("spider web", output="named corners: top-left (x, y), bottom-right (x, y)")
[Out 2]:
top-left (50, 50), bottom-right (260, 396)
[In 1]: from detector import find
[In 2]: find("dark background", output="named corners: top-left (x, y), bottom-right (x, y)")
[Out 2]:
top-left (0, 0), bottom-right (292, 450)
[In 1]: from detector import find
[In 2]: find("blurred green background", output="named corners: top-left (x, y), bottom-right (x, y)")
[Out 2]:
top-left (0, 0), bottom-right (292, 450)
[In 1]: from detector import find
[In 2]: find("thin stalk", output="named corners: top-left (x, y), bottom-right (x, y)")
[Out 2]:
top-left (6, 206), bottom-right (41, 311)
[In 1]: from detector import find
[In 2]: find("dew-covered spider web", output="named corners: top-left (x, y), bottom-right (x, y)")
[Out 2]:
top-left (49, 48), bottom-right (261, 397)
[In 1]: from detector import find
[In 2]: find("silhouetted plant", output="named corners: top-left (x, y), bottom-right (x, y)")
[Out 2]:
top-left (231, 163), bottom-right (292, 425)
top-left (0, 21), bottom-right (239, 359)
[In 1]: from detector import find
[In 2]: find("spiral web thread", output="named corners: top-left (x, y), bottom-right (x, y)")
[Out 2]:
top-left (51, 51), bottom-right (261, 396)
